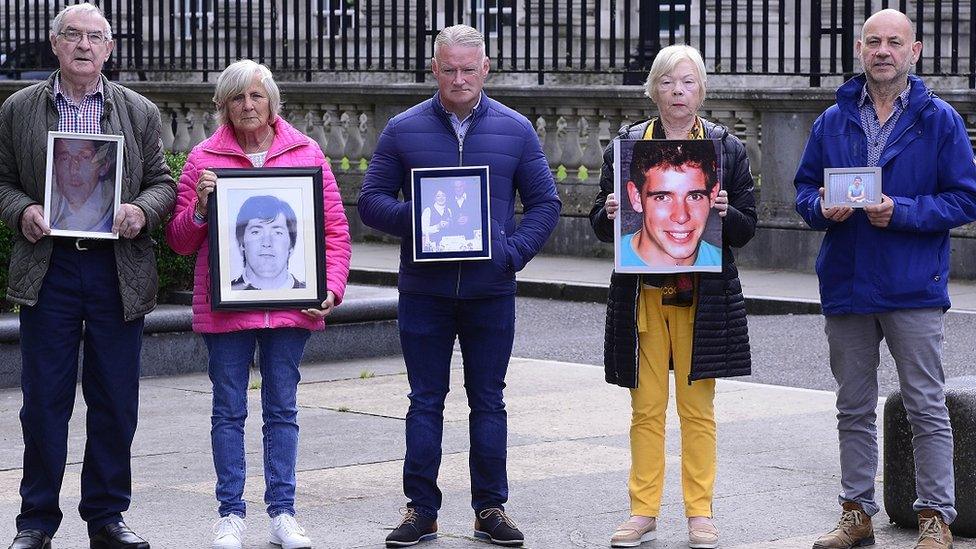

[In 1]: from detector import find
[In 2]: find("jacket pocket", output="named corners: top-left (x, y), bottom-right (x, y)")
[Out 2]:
top-left (490, 222), bottom-right (513, 274)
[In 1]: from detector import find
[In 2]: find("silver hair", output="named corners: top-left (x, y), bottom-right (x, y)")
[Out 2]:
top-left (212, 60), bottom-right (282, 127)
top-left (643, 44), bottom-right (708, 108)
top-left (433, 24), bottom-right (486, 59)
top-left (51, 3), bottom-right (113, 40)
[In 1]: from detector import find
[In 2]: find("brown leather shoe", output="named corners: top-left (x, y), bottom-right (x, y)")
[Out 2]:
top-left (915, 509), bottom-right (953, 549)
top-left (812, 502), bottom-right (875, 548)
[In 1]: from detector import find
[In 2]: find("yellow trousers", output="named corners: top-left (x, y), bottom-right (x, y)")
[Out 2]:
top-left (629, 286), bottom-right (716, 518)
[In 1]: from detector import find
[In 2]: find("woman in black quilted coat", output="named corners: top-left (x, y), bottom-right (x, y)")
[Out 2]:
top-left (589, 44), bottom-right (757, 549)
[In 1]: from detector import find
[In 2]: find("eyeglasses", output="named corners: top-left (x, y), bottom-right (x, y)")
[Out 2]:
top-left (58, 29), bottom-right (108, 45)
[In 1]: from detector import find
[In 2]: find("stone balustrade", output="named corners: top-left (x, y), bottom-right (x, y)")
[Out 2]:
top-left (138, 83), bottom-right (782, 225)
top-left (3, 81), bottom-right (976, 275)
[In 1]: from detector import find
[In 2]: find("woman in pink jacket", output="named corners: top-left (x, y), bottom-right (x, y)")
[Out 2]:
top-left (166, 60), bottom-right (351, 549)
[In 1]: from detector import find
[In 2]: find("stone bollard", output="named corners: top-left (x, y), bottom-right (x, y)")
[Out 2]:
top-left (883, 377), bottom-right (976, 537)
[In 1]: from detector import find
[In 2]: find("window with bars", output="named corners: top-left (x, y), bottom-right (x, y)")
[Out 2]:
top-left (659, 0), bottom-right (690, 33)
top-left (474, 0), bottom-right (515, 36)
top-left (183, 0), bottom-right (213, 38)
top-left (321, 0), bottom-right (358, 37)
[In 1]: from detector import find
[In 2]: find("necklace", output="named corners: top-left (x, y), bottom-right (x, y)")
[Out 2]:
top-left (660, 117), bottom-right (696, 139)
top-left (244, 128), bottom-right (274, 154)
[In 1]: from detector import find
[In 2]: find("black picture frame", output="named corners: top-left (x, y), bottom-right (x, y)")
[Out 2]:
top-left (410, 165), bottom-right (491, 262)
top-left (208, 167), bottom-right (327, 311)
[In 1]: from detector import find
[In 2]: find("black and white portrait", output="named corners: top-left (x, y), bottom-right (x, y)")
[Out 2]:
top-left (226, 190), bottom-right (308, 291)
top-left (208, 168), bottom-right (327, 310)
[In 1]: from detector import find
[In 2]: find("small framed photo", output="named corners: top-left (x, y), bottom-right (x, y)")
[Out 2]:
top-left (44, 131), bottom-right (123, 239)
top-left (208, 167), bottom-right (327, 311)
top-left (613, 139), bottom-right (723, 274)
top-left (823, 167), bottom-right (882, 208)
top-left (410, 165), bottom-right (491, 262)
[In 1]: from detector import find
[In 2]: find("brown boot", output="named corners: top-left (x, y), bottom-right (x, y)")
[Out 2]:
top-left (915, 509), bottom-right (953, 549)
top-left (811, 502), bottom-right (875, 548)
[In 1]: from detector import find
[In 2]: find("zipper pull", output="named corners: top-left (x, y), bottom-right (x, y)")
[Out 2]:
top-left (458, 135), bottom-right (464, 165)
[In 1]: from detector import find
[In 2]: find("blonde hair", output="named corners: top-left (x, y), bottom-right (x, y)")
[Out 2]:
top-left (51, 3), bottom-right (113, 40)
top-left (433, 24), bottom-right (486, 59)
top-left (212, 60), bottom-right (281, 126)
top-left (644, 45), bottom-right (708, 108)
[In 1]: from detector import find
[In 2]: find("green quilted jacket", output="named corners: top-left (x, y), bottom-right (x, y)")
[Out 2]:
top-left (0, 73), bottom-right (176, 321)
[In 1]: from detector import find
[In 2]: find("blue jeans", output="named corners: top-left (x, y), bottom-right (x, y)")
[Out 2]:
top-left (18, 245), bottom-right (144, 537)
top-left (397, 292), bottom-right (516, 519)
top-left (203, 328), bottom-right (310, 518)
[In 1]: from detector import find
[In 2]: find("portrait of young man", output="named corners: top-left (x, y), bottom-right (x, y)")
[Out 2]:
top-left (847, 176), bottom-right (867, 203)
top-left (49, 136), bottom-right (118, 234)
top-left (230, 194), bottom-right (306, 291)
top-left (618, 139), bottom-right (722, 271)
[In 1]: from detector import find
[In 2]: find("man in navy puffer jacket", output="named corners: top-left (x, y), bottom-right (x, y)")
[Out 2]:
top-left (795, 10), bottom-right (976, 549)
top-left (358, 24), bottom-right (560, 548)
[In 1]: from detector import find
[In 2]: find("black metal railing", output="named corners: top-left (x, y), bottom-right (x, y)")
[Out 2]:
top-left (2, 0), bottom-right (975, 87)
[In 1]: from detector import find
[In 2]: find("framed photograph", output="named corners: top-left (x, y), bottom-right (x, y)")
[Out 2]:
top-left (823, 167), bottom-right (882, 208)
top-left (613, 139), bottom-right (723, 274)
top-left (208, 167), bottom-right (327, 311)
top-left (43, 131), bottom-right (123, 239)
top-left (410, 165), bottom-right (491, 262)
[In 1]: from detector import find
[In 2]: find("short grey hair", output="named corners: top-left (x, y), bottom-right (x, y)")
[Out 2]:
top-left (51, 3), bottom-right (113, 40)
top-left (433, 24), bottom-right (486, 59)
top-left (212, 60), bottom-right (281, 127)
top-left (644, 44), bottom-right (708, 108)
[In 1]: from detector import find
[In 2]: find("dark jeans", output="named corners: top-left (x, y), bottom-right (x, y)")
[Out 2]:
top-left (203, 328), bottom-right (310, 519)
top-left (18, 245), bottom-right (144, 537)
top-left (397, 292), bottom-right (516, 519)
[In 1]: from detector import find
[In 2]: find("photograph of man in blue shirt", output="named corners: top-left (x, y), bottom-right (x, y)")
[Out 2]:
top-left (620, 139), bottom-right (722, 269)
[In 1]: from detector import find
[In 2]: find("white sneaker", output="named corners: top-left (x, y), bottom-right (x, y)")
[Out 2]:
top-left (269, 514), bottom-right (312, 549)
top-left (212, 514), bottom-right (245, 549)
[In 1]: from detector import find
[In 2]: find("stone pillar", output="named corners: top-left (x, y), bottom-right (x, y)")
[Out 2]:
top-left (759, 110), bottom-right (820, 223)
top-left (730, 109), bottom-right (823, 272)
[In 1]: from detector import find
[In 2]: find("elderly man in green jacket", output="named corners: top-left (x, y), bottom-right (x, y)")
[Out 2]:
top-left (0, 4), bottom-right (175, 549)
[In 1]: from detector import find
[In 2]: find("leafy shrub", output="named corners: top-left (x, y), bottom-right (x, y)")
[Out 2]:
top-left (154, 151), bottom-right (195, 297)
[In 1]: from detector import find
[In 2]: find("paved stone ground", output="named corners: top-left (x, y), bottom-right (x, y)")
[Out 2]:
top-left (0, 354), bottom-right (971, 548)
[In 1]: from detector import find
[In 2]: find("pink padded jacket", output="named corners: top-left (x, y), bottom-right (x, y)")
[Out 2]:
top-left (165, 116), bottom-right (351, 333)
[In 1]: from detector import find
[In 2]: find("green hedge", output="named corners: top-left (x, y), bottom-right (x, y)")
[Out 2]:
top-left (0, 151), bottom-right (195, 305)
top-left (155, 152), bottom-right (195, 297)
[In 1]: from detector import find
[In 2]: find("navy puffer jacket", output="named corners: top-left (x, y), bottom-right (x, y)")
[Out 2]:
top-left (359, 92), bottom-right (560, 298)
top-left (589, 118), bottom-right (757, 386)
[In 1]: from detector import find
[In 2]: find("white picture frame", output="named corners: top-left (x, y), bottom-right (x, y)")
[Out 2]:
top-left (823, 166), bottom-right (882, 208)
top-left (44, 131), bottom-right (123, 239)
